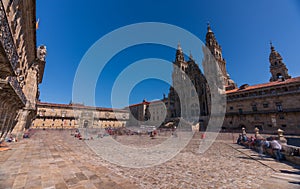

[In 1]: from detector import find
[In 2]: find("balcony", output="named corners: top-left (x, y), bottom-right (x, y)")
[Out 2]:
top-left (0, 76), bottom-right (26, 106)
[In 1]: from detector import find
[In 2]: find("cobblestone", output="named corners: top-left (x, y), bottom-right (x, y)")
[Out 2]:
top-left (0, 130), bottom-right (299, 188)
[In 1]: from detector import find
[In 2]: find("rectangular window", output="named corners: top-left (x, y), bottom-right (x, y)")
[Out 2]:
top-left (229, 106), bottom-right (233, 110)
top-left (276, 103), bottom-right (283, 112)
top-left (252, 105), bottom-right (257, 112)
top-left (238, 108), bottom-right (243, 114)
top-left (263, 103), bottom-right (269, 108)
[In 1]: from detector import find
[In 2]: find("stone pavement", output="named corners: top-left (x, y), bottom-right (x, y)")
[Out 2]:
top-left (0, 130), bottom-right (137, 189)
top-left (0, 130), bottom-right (300, 189)
top-left (227, 143), bottom-right (300, 188)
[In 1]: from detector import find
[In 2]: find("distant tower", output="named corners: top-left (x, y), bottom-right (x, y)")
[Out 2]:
top-left (175, 43), bottom-right (188, 71)
top-left (205, 23), bottom-right (237, 90)
top-left (269, 42), bottom-right (291, 82)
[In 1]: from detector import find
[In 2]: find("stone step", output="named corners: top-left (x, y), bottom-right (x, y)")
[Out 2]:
top-left (271, 172), bottom-right (300, 183)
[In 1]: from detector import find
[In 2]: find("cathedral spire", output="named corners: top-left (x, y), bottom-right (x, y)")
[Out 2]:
top-left (175, 42), bottom-right (184, 62)
top-left (177, 43), bottom-right (182, 52)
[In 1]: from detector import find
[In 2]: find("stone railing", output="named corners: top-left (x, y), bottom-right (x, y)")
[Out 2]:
top-left (0, 1), bottom-right (19, 71)
top-left (238, 127), bottom-right (300, 165)
top-left (7, 76), bottom-right (26, 105)
top-left (281, 144), bottom-right (300, 165)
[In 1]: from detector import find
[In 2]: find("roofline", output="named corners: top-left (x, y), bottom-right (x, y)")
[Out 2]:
top-left (226, 77), bottom-right (300, 94)
top-left (37, 102), bottom-right (128, 112)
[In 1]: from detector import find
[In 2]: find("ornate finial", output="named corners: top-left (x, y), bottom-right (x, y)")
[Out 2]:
top-left (177, 42), bottom-right (183, 52)
top-left (270, 41), bottom-right (275, 51)
top-left (189, 51), bottom-right (194, 60)
top-left (177, 42), bottom-right (181, 49)
top-left (207, 21), bottom-right (212, 32)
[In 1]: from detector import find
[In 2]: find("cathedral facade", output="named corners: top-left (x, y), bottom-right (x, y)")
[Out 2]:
top-left (167, 24), bottom-right (300, 135)
top-left (167, 44), bottom-right (210, 126)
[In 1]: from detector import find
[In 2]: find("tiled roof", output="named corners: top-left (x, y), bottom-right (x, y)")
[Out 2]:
top-left (37, 102), bottom-right (127, 112)
top-left (128, 101), bottom-right (150, 107)
top-left (226, 77), bottom-right (300, 94)
top-left (128, 98), bottom-right (167, 107)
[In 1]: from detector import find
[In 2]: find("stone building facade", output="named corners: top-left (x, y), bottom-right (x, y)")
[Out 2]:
top-left (0, 0), bottom-right (45, 140)
top-left (33, 102), bottom-right (128, 129)
top-left (224, 45), bottom-right (300, 134)
top-left (126, 99), bottom-right (151, 127)
top-left (126, 97), bottom-right (168, 127)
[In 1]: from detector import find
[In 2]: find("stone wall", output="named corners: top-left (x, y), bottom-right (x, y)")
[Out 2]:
top-left (32, 102), bottom-right (128, 129)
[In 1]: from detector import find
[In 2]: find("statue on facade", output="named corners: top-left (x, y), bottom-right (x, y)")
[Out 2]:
top-left (37, 45), bottom-right (47, 62)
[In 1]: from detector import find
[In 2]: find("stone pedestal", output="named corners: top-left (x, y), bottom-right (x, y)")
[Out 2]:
top-left (277, 129), bottom-right (287, 144)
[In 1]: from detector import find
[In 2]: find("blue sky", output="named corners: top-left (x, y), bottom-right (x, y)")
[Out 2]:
top-left (36, 0), bottom-right (300, 108)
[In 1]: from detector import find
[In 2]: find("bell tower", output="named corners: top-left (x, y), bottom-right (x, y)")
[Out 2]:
top-left (205, 23), bottom-right (236, 90)
top-left (269, 42), bottom-right (291, 82)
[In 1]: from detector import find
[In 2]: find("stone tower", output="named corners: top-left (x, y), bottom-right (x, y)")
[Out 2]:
top-left (205, 23), bottom-right (237, 90)
top-left (269, 43), bottom-right (291, 82)
top-left (174, 44), bottom-right (188, 71)
top-left (168, 44), bottom-right (209, 123)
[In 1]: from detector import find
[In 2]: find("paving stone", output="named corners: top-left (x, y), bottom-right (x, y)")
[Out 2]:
top-left (65, 177), bottom-right (80, 186)
top-left (75, 172), bottom-right (88, 181)
top-left (2, 130), bottom-right (299, 188)
top-left (55, 182), bottom-right (68, 189)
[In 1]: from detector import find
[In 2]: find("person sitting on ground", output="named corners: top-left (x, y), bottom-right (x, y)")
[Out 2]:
top-left (242, 134), bottom-right (248, 143)
top-left (255, 137), bottom-right (265, 158)
top-left (237, 134), bottom-right (243, 144)
top-left (23, 132), bottom-right (30, 138)
top-left (246, 136), bottom-right (255, 148)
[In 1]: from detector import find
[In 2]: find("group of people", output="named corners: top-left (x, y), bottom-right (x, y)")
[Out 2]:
top-left (237, 132), bottom-right (283, 161)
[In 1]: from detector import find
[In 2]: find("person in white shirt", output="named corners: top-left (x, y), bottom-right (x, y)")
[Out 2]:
top-left (270, 137), bottom-right (282, 161)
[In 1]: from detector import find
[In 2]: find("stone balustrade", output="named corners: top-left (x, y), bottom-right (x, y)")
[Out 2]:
top-left (238, 127), bottom-right (300, 166)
